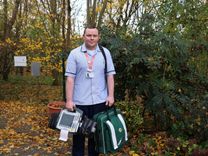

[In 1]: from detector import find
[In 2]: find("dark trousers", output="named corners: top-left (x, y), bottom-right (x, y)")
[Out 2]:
top-left (72, 102), bottom-right (107, 156)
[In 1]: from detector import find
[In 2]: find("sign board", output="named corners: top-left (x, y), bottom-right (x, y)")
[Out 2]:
top-left (31, 62), bottom-right (41, 76)
top-left (14, 56), bottom-right (27, 67)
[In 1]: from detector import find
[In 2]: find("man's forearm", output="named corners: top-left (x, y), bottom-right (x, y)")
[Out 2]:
top-left (107, 75), bottom-right (114, 97)
top-left (66, 76), bottom-right (74, 102)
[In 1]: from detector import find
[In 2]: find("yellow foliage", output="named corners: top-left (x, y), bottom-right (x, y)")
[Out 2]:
top-left (96, 4), bottom-right (102, 12)
top-left (0, 38), bottom-right (16, 48)
top-left (20, 37), bottom-right (30, 43)
top-left (129, 150), bottom-right (135, 155)
top-left (5, 38), bottom-right (14, 44)
top-left (118, 0), bottom-right (126, 7)
top-left (34, 23), bottom-right (44, 29)
top-left (107, 3), bottom-right (113, 9)
top-left (14, 36), bottom-right (66, 75)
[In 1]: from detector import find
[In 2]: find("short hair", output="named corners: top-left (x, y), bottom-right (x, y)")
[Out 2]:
top-left (83, 24), bottom-right (100, 35)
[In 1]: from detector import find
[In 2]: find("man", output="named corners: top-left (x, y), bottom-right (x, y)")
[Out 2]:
top-left (65, 26), bottom-right (116, 156)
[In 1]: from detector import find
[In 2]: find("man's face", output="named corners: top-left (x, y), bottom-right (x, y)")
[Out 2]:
top-left (83, 28), bottom-right (100, 50)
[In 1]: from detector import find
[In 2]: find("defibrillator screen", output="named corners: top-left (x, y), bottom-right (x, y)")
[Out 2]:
top-left (59, 113), bottom-right (74, 127)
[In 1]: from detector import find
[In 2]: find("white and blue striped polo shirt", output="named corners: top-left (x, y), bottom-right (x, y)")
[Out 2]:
top-left (65, 43), bottom-right (116, 105)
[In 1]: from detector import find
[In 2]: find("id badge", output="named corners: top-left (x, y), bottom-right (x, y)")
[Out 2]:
top-left (86, 72), bottom-right (94, 78)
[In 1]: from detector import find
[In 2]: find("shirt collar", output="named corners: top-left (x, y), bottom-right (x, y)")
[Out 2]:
top-left (80, 43), bottom-right (101, 53)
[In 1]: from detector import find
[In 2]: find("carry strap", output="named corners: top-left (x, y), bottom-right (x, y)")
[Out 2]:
top-left (98, 45), bottom-right (107, 82)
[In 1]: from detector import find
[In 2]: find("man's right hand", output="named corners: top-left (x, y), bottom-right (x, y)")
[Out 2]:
top-left (65, 101), bottom-right (75, 111)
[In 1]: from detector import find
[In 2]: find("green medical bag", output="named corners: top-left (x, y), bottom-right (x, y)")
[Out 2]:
top-left (93, 107), bottom-right (128, 154)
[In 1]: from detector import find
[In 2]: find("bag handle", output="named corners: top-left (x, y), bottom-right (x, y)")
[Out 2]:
top-left (106, 105), bottom-right (117, 120)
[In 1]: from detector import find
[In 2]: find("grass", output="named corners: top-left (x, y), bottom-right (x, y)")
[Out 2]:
top-left (0, 74), bottom-right (63, 104)
top-left (1, 74), bottom-right (54, 85)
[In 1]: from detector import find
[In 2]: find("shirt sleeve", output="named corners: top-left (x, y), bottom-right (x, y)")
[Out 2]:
top-left (65, 51), bottom-right (77, 77)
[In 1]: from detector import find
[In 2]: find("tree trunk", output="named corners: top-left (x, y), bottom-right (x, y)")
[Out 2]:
top-left (3, 0), bottom-right (8, 41)
top-left (86, 0), bottom-right (108, 27)
top-left (62, 0), bottom-right (66, 50)
top-left (97, 0), bottom-right (108, 28)
top-left (52, 69), bottom-right (60, 85)
top-left (66, 0), bottom-right (71, 49)
top-left (3, 0), bottom-right (21, 39)
top-left (87, 0), bottom-right (91, 26)
top-left (1, 0), bottom-right (21, 81)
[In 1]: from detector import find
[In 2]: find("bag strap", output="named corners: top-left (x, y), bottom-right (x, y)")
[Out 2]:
top-left (98, 45), bottom-right (107, 81)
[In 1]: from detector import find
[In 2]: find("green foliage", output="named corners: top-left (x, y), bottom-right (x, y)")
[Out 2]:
top-left (116, 101), bottom-right (143, 134)
top-left (164, 137), bottom-right (199, 155)
top-left (100, 5), bottom-right (208, 141)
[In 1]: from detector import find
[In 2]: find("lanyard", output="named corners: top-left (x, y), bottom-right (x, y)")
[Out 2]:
top-left (85, 53), bottom-right (96, 71)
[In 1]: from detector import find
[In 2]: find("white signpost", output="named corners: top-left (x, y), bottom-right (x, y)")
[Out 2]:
top-left (14, 56), bottom-right (27, 76)
top-left (14, 56), bottom-right (27, 67)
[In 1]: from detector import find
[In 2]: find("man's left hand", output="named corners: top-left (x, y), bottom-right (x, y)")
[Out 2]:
top-left (106, 96), bottom-right (114, 107)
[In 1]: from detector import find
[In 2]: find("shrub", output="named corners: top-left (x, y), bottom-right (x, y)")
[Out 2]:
top-left (116, 101), bottom-right (143, 135)
top-left (100, 26), bottom-right (208, 143)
